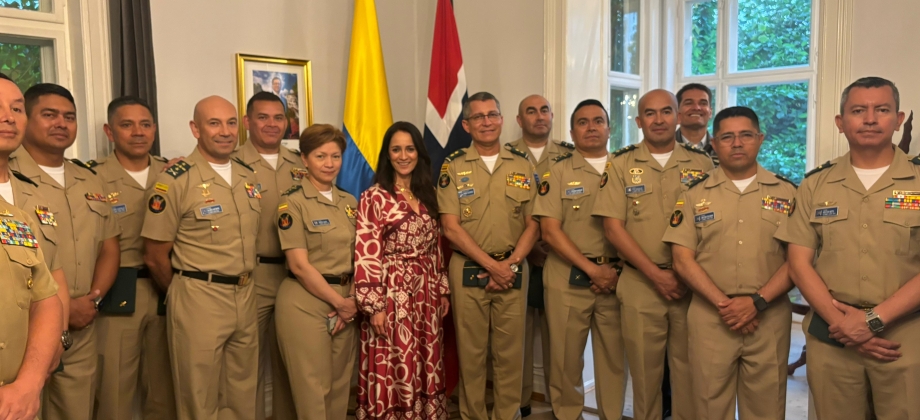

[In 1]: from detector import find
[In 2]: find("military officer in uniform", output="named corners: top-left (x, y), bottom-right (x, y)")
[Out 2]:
top-left (438, 92), bottom-right (540, 420)
top-left (535, 99), bottom-right (626, 420)
top-left (232, 91), bottom-right (303, 420)
top-left (675, 84), bottom-right (715, 160)
top-left (91, 96), bottom-right (176, 420)
top-left (0, 71), bottom-right (64, 420)
top-left (12, 83), bottom-right (121, 420)
top-left (509, 94), bottom-right (569, 416)
top-left (776, 77), bottom-right (920, 419)
top-left (142, 96), bottom-right (261, 420)
top-left (592, 89), bottom-right (713, 420)
top-left (664, 106), bottom-right (795, 420)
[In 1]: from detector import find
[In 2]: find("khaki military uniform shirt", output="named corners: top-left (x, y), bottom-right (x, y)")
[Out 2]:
top-left (533, 150), bottom-right (616, 258)
top-left (276, 179), bottom-right (357, 275)
top-left (775, 149), bottom-right (920, 305)
top-left (508, 138), bottom-right (573, 184)
top-left (663, 166), bottom-right (795, 294)
top-left (0, 199), bottom-right (58, 385)
top-left (591, 141), bottom-right (714, 264)
top-left (91, 154), bottom-right (167, 268)
top-left (232, 141), bottom-right (305, 258)
top-left (10, 148), bottom-right (120, 297)
top-left (436, 144), bottom-right (537, 253)
top-left (140, 149), bottom-right (261, 276)
top-left (11, 170), bottom-right (62, 271)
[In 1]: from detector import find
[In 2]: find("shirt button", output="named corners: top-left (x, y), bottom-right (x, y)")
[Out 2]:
top-left (862, 224), bottom-right (868, 228)
top-left (738, 240), bottom-right (743, 245)
top-left (739, 219), bottom-right (744, 223)
top-left (862, 276), bottom-right (869, 281)
top-left (863, 197), bottom-right (869, 203)
top-left (737, 263), bottom-right (743, 267)
top-left (0, 342), bottom-right (5, 349)
top-left (861, 249), bottom-right (868, 253)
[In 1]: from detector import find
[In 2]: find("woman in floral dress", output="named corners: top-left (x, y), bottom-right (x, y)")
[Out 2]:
top-left (354, 121), bottom-right (451, 420)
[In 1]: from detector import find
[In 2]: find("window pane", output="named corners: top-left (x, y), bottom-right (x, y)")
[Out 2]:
top-left (734, 81), bottom-right (809, 184)
top-left (611, 0), bottom-right (640, 75)
top-left (0, 41), bottom-right (44, 91)
top-left (0, 0), bottom-right (47, 12)
top-left (609, 87), bottom-right (640, 151)
top-left (737, 0), bottom-right (811, 71)
top-left (688, 0), bottom-right (718, 76)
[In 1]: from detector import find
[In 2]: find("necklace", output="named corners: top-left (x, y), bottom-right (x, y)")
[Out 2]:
top-left (396, 184), bottom-right (415, 201)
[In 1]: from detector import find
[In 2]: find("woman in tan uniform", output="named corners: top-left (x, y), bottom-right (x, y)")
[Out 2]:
top-left (274, 124), bottom-right (359, 420)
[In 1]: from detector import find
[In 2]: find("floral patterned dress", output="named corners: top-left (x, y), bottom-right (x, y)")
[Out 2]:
top-left (354, 185), bottom-right (450, 420)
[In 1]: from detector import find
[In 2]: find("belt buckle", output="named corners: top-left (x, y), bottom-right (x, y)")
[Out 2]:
top-left (239, 273), bottom-right (250, 286)
top-left (596, 256), bottom-right (610, 264)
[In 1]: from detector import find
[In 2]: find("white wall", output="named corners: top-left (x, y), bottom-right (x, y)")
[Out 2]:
top-left (149, 0), bottom-right (545, 158)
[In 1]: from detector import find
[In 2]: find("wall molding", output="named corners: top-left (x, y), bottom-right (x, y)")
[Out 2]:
top-left (814, 0), bottom-right (853, 163)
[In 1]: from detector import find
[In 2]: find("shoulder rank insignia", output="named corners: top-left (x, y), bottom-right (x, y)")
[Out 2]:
top-left (165, 160), bottom-right (191, 178)
top-left (679, 142), bottom-right (709, 156)
top-left (553, 152), bottom-right (573, 162)
top-left (445, 149), bottom-right (466, 163)
top-left (505, 144), bottom-right (529, 159)
top-left (282, 184), bottom-right (303, 196)
top-left (70, 159), bottom-right (97, 174)
top-left (805, 161), bottom-right (833, 178)
top-left (85, 160), bottom-right (99, 168)
top-left (232, 157), bottom-right (255, 172)
top-left (686, 172), bottom-right (709, 189)
top-left (11, 170), bottom-right (37, 187)
top-left (612, 144), bottom-right (638, 157)
top-left (774, 173), bottom-right (798, 188)
top-left (558, 141), bottom-right (576, 150)
top-left (911, 155), bottom-right (920, 166)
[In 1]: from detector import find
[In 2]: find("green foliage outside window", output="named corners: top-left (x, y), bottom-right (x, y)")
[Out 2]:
top-left (0, 0), bottom-right (41, 11)
top-left (0, 42), bottom-right (43, 92)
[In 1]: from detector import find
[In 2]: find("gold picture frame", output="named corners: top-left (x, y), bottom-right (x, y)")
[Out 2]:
top-left (235, 53), bottom-right (314, 145)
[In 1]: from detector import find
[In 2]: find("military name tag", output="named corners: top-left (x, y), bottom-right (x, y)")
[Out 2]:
top-left (625, 185), bottom-right (646, 195)
top-left (199, 205), bottom-right (223, 216)
top-left (694, 212), bottom-right (715, 223)
top-left (814, 207), bottom-right (838, 218)
top-left (565, 187), bottom-right (585, 196)
top-left (112, 204), bottom-right (127, 214)
top-left (458, 188), bottom-right (475, 199)
top-left (311, 219), bottom-right (331, 227)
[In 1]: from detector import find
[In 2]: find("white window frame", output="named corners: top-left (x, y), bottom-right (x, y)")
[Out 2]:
top-left (672, 0), bottom-right (819, 170)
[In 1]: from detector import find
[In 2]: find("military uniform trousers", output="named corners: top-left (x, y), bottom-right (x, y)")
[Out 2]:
top-left (544, 253), bottom-right (626, 420)
top-left (805, 310), bottom-right (920, 420)
top-left (521, 270), bottom-right (550, 409)
top-left (616, 265), bottom-right (693, 420)
top-left (275, 277), bottom-right (356, 420)
top-left (167, 273), bottom-right (258, 420)
top-left (95, 277), bottom-right (176, 420)
top-left (687, 296), bottom-right (791, 420)
top-left (43, 322), bottom-right (98, 420)
top-left (449, 253), bottom-right (528, 420)
top-left (253, 260), bottom-right (295, 420)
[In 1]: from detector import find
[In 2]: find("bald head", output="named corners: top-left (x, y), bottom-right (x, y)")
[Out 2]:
top-left (517, 94), bottom-right (553, 141)
top-left (635, 89), bottom-right (679, 147)
top-left (0, 76), bottom-right (26, 155)
top-left (638, 89), bottom-right (678, 113)
top-left (190, 95), bottom-right (238, 163)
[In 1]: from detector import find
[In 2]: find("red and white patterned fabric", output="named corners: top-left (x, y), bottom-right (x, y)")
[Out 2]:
top-left (354, 184), bottom-right (450, 420)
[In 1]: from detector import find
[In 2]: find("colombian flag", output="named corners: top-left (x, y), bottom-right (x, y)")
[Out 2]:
top-left (339, 0), bottom-right (392, 196)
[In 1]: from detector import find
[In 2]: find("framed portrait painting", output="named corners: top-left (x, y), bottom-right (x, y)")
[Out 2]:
top-left (235, 53), bottom-right (314, 148)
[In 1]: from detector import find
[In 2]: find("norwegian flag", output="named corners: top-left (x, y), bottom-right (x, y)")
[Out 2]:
top-left (423, 0), bottom-right (471, 179)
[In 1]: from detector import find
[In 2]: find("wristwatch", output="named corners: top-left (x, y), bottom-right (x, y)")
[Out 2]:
top-left (61, 330), bottom-right (73, 351)
top-left (93, 295), bottom-right (103, 312)
top-left (751, 293), bottom-right (768, 312)
top-left (509, 263), bottom-right (520, 273)
top-left (866, 309), bottom-right (885, 334)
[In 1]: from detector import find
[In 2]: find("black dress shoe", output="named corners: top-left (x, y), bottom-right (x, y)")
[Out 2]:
top-left (520, 405), bottom-right (532, 417)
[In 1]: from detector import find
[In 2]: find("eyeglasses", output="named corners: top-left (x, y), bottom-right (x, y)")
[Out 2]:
top-left (467, 112), bottom-right (502, 124)
top-left (714, 131), bottom-right (760, 144)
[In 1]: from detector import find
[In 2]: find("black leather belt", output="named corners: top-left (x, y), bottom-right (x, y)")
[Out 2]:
top-left (588, 256), bottom-right (620, 264)
top-left (453, 249), bottom-right (514, 261)
top-left (175, 269), bottom-right (251, 286)
top-left (137, 267), bottom-right (151, 279)
top-left (840, 301), bottom-right (875, 311)
top-left (287, 271), bottom-right (353, 285)
top-left (624, 261), bottom-right (672, 270)
top-left (258, 256), bottom-right (286, 265)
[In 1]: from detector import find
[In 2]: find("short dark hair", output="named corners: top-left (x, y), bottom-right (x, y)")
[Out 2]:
top-left (676, 83), bottom-right (713, 105)
top-left (0, 72), bottom-right (11, 82)
top-left (839, 76), bottom-right (899, 115)
top-left (299, 123), bottom-right (346, 157)
top-left (107, 95), bottom-right (153, 123)
top-left (246, 91), bottom-right (285, 115)
top-left (570, 99), bottom-right (609, 128)
top-left (462, 92), bottom-right (501, 119)
top-left (24, 83), bottom-right (75, 116)
top-left (712, 106), bottom-right (760, 134)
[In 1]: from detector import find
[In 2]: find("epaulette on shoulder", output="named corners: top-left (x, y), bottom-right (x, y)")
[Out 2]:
top-left (805, 161), bottom-right (833, 178)
top-left (612, 144), bottom-right (637, 157)
top-left (774, 173), bottom-right (798, 188)
top-left (911, 155), bottom-right (920, 166)
top-left (282, 184), bottom-right (302, 196)
top-left (11, 170), bottom-right (37, 187)
top-left (153, 155), bottom-right (168, 163)
top-left (69, 159), bottom-right (97, 175)
top-left (680, 142), bottom-right (709, 156)
top-left (686, 172), bottom-right (709, 189)
top-left (165, 160), bottom-right (191, 179)
top-left (85, 160), bottom-right (99, 168)
top-left (444, 149), bottom-right (465, 163)
top-left (232, 157), bottom-right (255, 172)
top-left (558, 141), bottom-right (575, 150)
top-left (505, 144), bottom-right (529, 159)
top-left (553, 152), bottom-right (573, 162)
